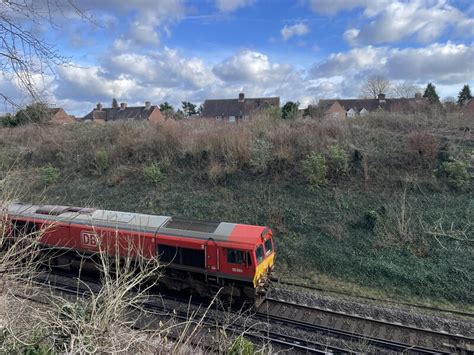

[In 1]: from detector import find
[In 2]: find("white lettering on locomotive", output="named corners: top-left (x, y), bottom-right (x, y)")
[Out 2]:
top-left (231, 267), bottom-right (243, 273)
top-left (81, 231), bottom-right (98, 247)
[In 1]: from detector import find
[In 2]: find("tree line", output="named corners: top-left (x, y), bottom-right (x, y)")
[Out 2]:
top-left (359, 75), bottom-right (472, 106)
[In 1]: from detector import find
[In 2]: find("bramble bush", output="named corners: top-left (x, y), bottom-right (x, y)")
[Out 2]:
top-left (435, 158), bottom-right (471, 190)
top-left (143, 162), bottom-right (164, 185)
top-left (249, 138), bottom-right (272, 173)
top-left (302, 152), bottom-right (327, 188)
top-left (228, 336), bottom-right (254, 355)
top-left (327, 144), bottom-right (349, 178)
top-left (41, 164), bottom-right (60, 185)
top-left (92, 148), bottom-right (109, 176)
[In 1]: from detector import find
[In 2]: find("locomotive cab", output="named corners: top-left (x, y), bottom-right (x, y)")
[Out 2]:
top-left (253, 230), bottom-right (275, 298)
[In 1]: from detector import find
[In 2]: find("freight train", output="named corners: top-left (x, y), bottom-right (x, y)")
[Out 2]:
top-left (2, 202), bottom-right (275, 303)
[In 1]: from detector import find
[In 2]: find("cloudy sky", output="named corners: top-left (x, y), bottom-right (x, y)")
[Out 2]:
top-left (2, 0), bottom-right (474, 115)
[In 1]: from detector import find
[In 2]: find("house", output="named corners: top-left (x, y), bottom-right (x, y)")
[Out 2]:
top-left (318, 93), bottom-right (428, 120)
top-left (463, 99), bottom-right (474, 115)
top-left (201, 93), bottom-right (280, 122)
top-left (48, 108), bottom-right (75, 124)
top-left (82, 102), bottom-right (164, 123)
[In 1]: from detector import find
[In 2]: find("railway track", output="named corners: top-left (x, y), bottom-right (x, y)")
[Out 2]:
top-left (14, 270), bottom-right (474, 353)
top-left (15, 272), bottom-right (349, 353)
top-left (276, 279), bottom-right (474, 318)
top-left (256, 297), bottom-right (474, 354)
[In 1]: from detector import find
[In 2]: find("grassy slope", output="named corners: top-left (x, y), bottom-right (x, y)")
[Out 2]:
top-left (1, 113), bottom-right (472, 309)
top-left (25, 170), bottom-right (473, 309)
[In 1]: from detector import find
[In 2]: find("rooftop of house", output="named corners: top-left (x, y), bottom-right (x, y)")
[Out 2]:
top-left (202, 93), bottom-right (280, 117)
top-left (318, 93), bottom-right (428, 113)
top-left (83, 102), bottom-right (157, 121)
top-left (49, 108), bottom-right (63, 115)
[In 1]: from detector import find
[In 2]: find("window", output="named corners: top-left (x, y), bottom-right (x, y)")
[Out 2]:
top-left (181, 247), bottom-right (205, 268)
top-left (264, 238), bottom-right (273, 256)
top-left (227, 249), bottom-right (245, 264)
top-left (158, 244), bottom-right (178, 263)
top-left (246, 252), bottom-right (252, 266)
top-left (256, 245), bottom-right (264, 264)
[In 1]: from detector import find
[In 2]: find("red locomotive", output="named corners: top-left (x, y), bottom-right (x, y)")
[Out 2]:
top-left (3, 202), bottom-right (275, 302)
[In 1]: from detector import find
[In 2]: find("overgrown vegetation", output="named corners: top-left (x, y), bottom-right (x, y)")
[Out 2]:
top-left (0, 111), bottom-right (472, 308)
top-left (143, 162), bottom-right (164, 184)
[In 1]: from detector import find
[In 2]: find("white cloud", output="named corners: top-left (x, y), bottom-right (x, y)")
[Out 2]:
top-left (308, 0), bottom-right (387, 15)
top-left (128, 22), bottom-right (161, 45)
top-left (347, 0), bottom-right (474, 45)
top-left (215, 0), bottom-right (255, 12)
top-left (56, 66), bottom-right (139, 102)
top-left (88, 0), bottom-right (186, 49)
top-left (311, 46), bottom-right (388, 77)
top-left (310, 0), bottom-right (474, 45)
top-left (105, 48), bottom-right (215, 89)
top-left (281, 22), bottom-right (310, 41)
top-left (311, 42), bottom-right (474, 85)
top-left (212, 50), bottom-right (296, 84)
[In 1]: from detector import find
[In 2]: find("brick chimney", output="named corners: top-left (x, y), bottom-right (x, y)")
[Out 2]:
top-left (145, 101), bottom-right (151, 110)
top-left (120, 102), bottom-right (127, 110)
top-left (96, 102), bottom-right (102, 111)
top-left (238, 93), bottom-right (245, 102)
top-left (378, 93), bottom-right (386, 103)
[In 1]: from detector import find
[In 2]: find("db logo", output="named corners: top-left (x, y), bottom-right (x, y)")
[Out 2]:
top-left (81, 231), bottom-right (98, 247)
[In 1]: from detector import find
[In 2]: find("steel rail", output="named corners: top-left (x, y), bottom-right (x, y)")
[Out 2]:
top-left (15, 273), bottom-right (344, 354)
top-left (274, 280), bottom-right (474, 319)
top-left (257, 297), bottom-right (474, 354)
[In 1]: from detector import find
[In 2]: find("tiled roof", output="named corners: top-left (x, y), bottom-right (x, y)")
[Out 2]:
top-left (83, 105), bottom-right (158, 121)
top-left (318, 97), bottom-right (428, 113)
top-left (202, 96), bottom-right (280, 117)
top-left (48, 108), bottom-right (62, 115)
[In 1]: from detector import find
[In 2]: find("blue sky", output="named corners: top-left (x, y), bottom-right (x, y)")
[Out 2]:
top-left (1, 0), bottom-right (473, 115)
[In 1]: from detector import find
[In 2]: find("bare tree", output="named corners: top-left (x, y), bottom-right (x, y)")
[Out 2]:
top-left (391, 82), bottom-right (420, 98)
top-left (360, 75), bottom-right (391, 99)
top-left (0, 1), bottom-right (89, 108)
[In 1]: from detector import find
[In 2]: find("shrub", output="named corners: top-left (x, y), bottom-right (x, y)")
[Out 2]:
top-left (0, 113), bottom-right (16, 128)
top-left (327, 144), bottom-right (349, 178)
top-left (408, 132), bottom-right (440, 168)
top-left (228, 336), bottom-right (254, 355)
top-left (92, 148), bottom-right (109, 175)
top-left (143, 162), bottom-right (164, 185)
top-left (207, 161), bottom-right (226, 183)
top-left (302, 152), bottom-right (327, 188)
top-left (13, 102), bottom-right (51, 127)
top-left (435, 158), bottom-right (471, 190)
top-left (41, 164), bottom-right (60, 185)
top-left (281, 101), bottom-right (299, 120)
top-left (249, 138), bottom-right (272, 173)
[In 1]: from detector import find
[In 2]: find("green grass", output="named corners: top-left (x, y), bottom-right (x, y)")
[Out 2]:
top-left (20, 168), bottom-right (473, 308)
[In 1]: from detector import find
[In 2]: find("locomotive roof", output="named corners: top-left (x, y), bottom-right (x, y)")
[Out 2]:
top-left (6, 202), bottom-right (268, 247)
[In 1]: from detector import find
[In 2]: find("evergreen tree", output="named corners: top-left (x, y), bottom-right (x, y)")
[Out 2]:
top-left (423, 83), bottom-right (440, 104)
top-left (181, 101), bottom-right (197, 117)
top-left (112, 98), bottom-right (118, 108)
top-left (281, 101), bottom-right (299, 119)
top-left (159, 102), bottom-right (173, 112)
top-left (457, 85), bottom-right (472, 106)
top-left (15, 102), bottom-right (50, 126)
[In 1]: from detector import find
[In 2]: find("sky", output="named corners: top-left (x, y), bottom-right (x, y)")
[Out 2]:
top-left (1, 0), bottom-right (473, 116)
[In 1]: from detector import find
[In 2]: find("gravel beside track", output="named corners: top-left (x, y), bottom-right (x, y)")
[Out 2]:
top-left (19, 271), bottom-right (417, 353)
top-left (269, 286), bottom-right (474, 337)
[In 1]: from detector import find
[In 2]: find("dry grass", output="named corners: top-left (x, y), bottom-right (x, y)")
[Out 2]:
top-left (0, 111), bottom-right (471, 187)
